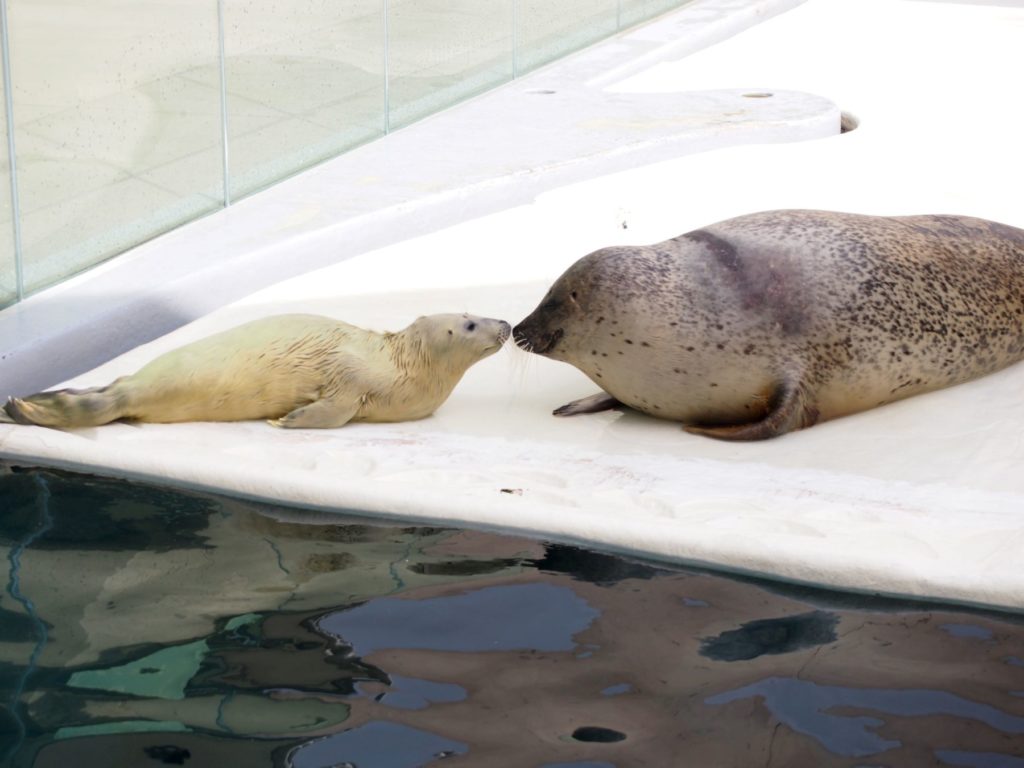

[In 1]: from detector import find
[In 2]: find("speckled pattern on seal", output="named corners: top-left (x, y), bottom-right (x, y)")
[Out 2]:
top-left (513, 210), bottom-right (1024, 440)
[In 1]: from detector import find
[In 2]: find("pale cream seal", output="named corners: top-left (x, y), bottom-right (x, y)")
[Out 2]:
top-left (4, 313), bottom-right (510, 429)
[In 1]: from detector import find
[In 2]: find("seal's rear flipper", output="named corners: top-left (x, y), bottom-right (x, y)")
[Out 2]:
top-left (1, 383), bottom-right (128, 428)
top-left (553, 392), bottom-right (622, 417)
top-left (684, 378), bottom-right (819, 441)
top-left (1, 398), bottom-right (25, 424)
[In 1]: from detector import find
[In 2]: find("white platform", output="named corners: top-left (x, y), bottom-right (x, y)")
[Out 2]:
top-left (3, 0), bottom-right (1024, 612)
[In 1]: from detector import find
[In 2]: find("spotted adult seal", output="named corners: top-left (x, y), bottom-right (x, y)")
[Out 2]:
top-left (513, 209), bottom-right (1024, 440)
top-left (3, 313), bottom-right (510, 429)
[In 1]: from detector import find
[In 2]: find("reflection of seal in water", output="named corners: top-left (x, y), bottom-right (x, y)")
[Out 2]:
top-left (3, 313), bottom-right (511, 429)
top-left (513, 210), bottom-right (1024, 440)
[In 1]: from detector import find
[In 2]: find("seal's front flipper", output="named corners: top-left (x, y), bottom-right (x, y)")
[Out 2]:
top-left (553, 392), bottom-right (622, 417)
top-left (684, 378), bottom-right (818, 441)
top-left (270, 398), bottom-right (360, 429)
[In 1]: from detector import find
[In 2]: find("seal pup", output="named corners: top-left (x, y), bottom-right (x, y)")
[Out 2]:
top-left (513, 209), bottom-right (1024, 440)
top-left (3, 313), bottom-right (510, 429)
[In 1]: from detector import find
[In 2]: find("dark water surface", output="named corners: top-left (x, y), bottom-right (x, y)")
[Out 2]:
top-left (1, 463), bottom-right (1023, 767)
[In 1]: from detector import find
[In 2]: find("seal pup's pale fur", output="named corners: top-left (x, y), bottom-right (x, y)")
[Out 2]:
top-left (4, 313), bottom-right (510, 429)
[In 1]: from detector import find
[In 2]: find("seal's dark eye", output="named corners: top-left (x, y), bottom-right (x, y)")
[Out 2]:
top-left (466, 322), bottom-right (477, 332)
top-left (570, 291), bottom-right (578, 302)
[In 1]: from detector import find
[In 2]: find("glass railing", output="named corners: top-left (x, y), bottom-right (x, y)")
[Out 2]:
top-left (0, 0), bottom-right (691, 308)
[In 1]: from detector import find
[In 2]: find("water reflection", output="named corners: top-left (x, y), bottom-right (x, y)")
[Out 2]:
top-left (1, 464), bottom-right (1023, 767)
top-left (317, 583), bottom-right (599, 655)
top-left (288, 721), bottom-right (467, 768)
top-left (699, 610), bottom-right (840, 661)
top-left (935, 749), bottom-right (1024, 768)
top-left (941, 624), bottom-right (996, 641)
top-left (706, 677), bottom-right (1024, 758)
top-left (356, 674), bottom-right (467, 711)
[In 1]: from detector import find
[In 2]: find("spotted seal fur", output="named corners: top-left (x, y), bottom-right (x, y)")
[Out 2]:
top-left (513, 209), bottom-right (1024, 440)
top-left (3, 313), bottom-right (510, 429)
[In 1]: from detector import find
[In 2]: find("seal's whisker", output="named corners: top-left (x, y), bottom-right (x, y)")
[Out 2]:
top-left (504, 334), bottom-right (537, 387)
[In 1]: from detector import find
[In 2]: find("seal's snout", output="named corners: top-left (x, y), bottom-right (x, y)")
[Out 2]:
top-left (512, 322), bottom-right (532, 351)
top-left (496, 320), bottom-right (511, 346)
top-left (513, 321), bottom-right (563, 356)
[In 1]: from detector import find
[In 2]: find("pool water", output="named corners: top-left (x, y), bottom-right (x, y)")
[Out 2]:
top-left (2, 463), bottom-right (1023, 767)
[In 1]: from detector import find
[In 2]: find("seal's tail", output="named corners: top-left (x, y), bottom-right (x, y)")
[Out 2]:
top-left (2, 380), bottom-right (129, 428)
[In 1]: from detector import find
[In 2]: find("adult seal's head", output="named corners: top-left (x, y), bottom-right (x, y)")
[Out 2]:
top-left (4, 312), bottom-right (511, 430)
top-left (514, 209), bottom-right (1024, 440)
top-left (514, 246), bottom-right (654, 362)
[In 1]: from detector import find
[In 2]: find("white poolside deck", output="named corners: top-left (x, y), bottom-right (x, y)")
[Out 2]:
top-left (2, 0), bottom-right (1024, 611)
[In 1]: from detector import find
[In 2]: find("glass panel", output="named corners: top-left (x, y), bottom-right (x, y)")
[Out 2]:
top-left (0, 0), bottom-right (695, 305)
top-left (388, 0), bottom-right (514, 131)
top-left (619, 0), bottom-right (688, 28)
top-left (0, 57), bottom-right (14, 308)
top-left (222, 0), bottom-right (386, 201)
top-left (9, 0), bottom-right (224, 296)
top-left (516, 0), bottom-right (618, 76)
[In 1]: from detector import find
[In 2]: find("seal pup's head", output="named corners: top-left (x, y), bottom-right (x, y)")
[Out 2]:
top-left (405, 313), bottom-right (511, 372)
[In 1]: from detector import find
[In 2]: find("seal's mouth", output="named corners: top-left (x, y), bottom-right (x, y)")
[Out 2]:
top-left (513, 325), bottom-right (562, 356)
